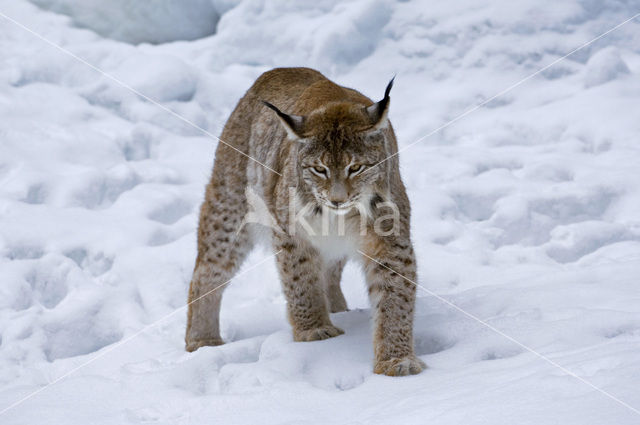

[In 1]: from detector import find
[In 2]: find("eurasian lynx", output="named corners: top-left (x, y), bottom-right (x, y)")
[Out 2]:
top-left (185, 67), bottom-right (425, 376)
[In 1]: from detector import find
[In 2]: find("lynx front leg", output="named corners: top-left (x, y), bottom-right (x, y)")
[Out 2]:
top-left (274, 235), bottom-right (344, 341)
top-left (362, 244), bottom-right (425, 376)
top-left (325, 258), bottom-right (348, 313)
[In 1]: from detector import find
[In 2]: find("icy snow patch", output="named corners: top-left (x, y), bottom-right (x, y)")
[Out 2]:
top-left (29, 0), bottom-right (222, 44)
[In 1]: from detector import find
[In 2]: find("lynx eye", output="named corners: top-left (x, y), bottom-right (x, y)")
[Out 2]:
top-left (310, 165), bottom-right (329, 178)
top-left (347, 164), bottom-right (365, 177)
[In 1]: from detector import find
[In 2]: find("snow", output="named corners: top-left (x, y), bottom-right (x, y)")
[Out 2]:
top-left (27, 0), bottom-right (223, 44)
top-left (584, 46), bottom-right (631, 87)
top-left (1, 0), bottom-right (640, 424)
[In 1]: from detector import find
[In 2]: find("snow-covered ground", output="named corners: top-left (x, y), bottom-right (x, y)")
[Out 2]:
top-left (1, 0), bottom-right (640, 423)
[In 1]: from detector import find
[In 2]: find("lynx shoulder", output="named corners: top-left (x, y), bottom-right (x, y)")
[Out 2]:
top-left (185, 67), bottom-right (424, 376)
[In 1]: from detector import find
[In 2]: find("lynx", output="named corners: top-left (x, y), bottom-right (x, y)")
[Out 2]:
top-left (185, 67), bottom-right (425, 376)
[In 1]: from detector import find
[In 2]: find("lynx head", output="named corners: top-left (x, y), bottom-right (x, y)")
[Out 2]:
top-left (264, 79), bottom-right (394, 214)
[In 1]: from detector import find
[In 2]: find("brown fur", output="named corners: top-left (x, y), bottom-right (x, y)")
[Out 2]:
top-left (185, 67), bottom-right (425, 376)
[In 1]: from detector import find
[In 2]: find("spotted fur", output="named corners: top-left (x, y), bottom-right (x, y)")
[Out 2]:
top-left (185, 67), bottom-right (424, 376)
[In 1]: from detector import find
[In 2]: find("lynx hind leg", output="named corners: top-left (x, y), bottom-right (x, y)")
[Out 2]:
top-left (325, 258), bottom-right (348, 313)
top-left (185, 183), bottom-right (252, 352)
top-left (185, 256), bottom-right (227, 352)
top-left (274, 236), bottom-right (344, 342)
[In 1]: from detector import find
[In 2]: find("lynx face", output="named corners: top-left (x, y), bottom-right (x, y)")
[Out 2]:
top-left (297, 121), bottom-right (387, 213)
top-left (263, 78), bottom-right (394, 214)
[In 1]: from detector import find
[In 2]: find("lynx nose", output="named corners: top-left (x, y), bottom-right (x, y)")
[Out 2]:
top-left (328, 182), bottom-right (348, 206)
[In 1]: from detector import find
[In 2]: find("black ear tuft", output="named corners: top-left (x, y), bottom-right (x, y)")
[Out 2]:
top-left (261, 100), bottom-right (281, 115)
top-left (365, 76), bottom-right (395, 128)
top-left (262, 100), bottom-right (306, 138)
top-left (384, 76), bottom-right (395, 102)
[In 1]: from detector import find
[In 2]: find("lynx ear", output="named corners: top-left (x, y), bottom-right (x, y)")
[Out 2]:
top-left (365, 76), bottom-right (394, 129)
top-left (262, 101), bottom-right (306, 139)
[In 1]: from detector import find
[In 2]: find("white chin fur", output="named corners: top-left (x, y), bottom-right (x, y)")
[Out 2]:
top-left (326, 205), bottom-right (353, 215)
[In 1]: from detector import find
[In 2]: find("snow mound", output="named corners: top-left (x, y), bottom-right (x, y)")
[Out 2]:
top-left (29, 0), bottom-right (223, 44)
top-left (111, 54), bottom-right (198, 102)
top-left (584, 47), bottom-right (630, 88)
top-left (205, 0), bottom-right (392, 72)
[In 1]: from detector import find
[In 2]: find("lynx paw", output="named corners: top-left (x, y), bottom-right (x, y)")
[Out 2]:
top-left (374, 355), bottom-right (426, 376)
top-left (294, 325), bottom-right (344, 342)
top-left (185, 337), bottom-right (224, 352)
